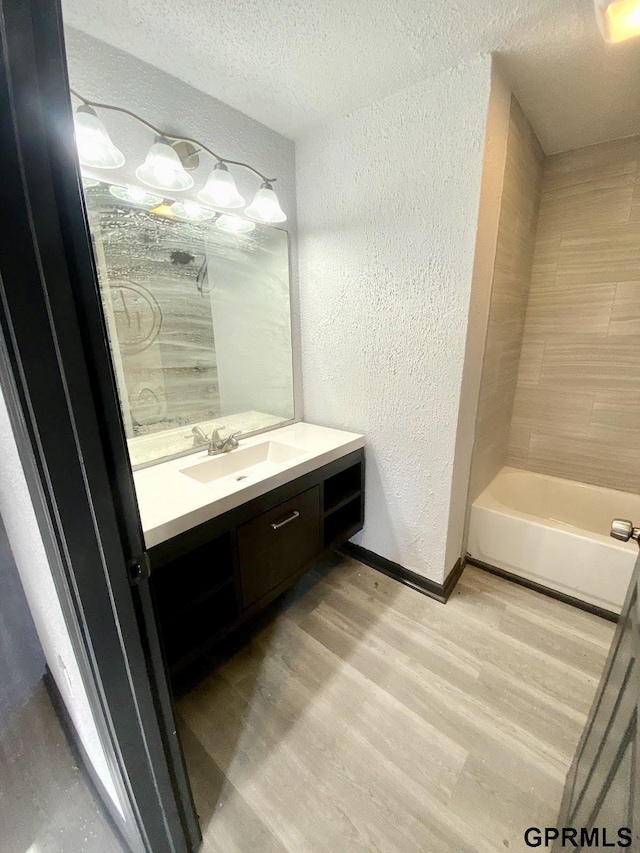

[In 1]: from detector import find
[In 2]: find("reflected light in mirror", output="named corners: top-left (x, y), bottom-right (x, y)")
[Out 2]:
top-left (74, 105), bottom-right (125, 169)
top-left (109, 185), bottom-right (164, 208)
top-left (149, 202), bottom-right (177, 218)
top-left (215, 214), bottom-right (256, 234)
top-left (136, 138), bottom-right (194, 191)
top-left (170, 201), bottom-right (217, 221)
top-left (596, 0), bottom-right (640, 41)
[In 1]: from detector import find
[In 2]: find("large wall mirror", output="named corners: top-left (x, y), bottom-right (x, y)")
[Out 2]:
top-left (84, 182), bottom-right (295, 467)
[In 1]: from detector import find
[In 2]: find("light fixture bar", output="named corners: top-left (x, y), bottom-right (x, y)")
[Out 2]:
top-left (70, 89), bottom-right (277, 184)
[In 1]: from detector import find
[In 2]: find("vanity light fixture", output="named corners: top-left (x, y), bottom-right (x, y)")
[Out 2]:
top-left (596, 0), bottom-right (640, 41)
top-left (136, 138), bottom-right (194, 192)
top-left (74, 105), bottom-right (125, 169)
top-left (215, 214), bottom-right (256, 234)
top-left (244, 181), bottom-right (287, 223)
top-left (70, 90), bottom-right (287, 225)
top-left (109, 184), bottom-right (164, 208)
top-left (170, 200), bottom-right (217, 221)
top-left (197, 163), bottom-right (245, 209)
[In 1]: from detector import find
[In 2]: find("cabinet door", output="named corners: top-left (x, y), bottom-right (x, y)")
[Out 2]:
top-left (238, 486), bottom-right (321, 608)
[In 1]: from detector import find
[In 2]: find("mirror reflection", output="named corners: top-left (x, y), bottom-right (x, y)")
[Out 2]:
top-left (84, 182), bottom-right (294, 467)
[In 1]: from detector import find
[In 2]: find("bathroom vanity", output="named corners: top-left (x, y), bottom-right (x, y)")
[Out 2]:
top-left (134, 423), bottom-right (364, 675)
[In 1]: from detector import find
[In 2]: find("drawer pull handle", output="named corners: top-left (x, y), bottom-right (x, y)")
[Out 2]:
top-left (271, 510), bottom-right (300, 530)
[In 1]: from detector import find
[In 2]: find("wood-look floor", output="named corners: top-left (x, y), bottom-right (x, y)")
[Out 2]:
top-left (177, 556), bottom-right (615, 853)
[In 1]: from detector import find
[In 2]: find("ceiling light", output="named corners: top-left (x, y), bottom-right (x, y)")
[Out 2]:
top-left (74, 105), bottom-right (125, 169)
top-left (244, 182), bottom-right (286, 223)
top-left (215, 214), bottom-right (256, 234)
top-left (595, 0), bottom-right (640, 41)
top-left (135, 138), bottom-right (194, 192)
top-left (170, 201), bottom-right (216, 221)
top-left (197, 163), bottom-right (245, 209)
top-left (109, 185), bottom-right (164, 208)
top-left (81, 176), bottom-right (100, 189)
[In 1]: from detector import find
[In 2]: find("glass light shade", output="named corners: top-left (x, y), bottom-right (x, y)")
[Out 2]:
top-left (244, 182), bottom-right (286, 223)
top-left (74, 106), bottom-right (125, 169)
top-left (596, 0), bottom-right (640, 41)
top-left (197, 163), bottom-right (245, 209)
top-left (81, 175), bottom-right (100, 189)
top-left (109, 185), bottom-right (164, 208)
top-left (135, 139), bottom-right (194, 191)
top-left (215, 214), bottom-right (256, 234)
top-left (170, 201), bottom-right (216, 221)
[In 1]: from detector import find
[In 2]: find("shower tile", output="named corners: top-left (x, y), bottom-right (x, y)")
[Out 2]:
top-left (524, 281), bottom-right (616, 337)
top-left (537, 173), bottom-right (634, 231)
top-left (526, 433), bottom-right (640, 493)
top-left (511, 386), bottom-right (594, 438)
top-left (630, 177), bottom-right (640, 222)
top-left (516, 339), bottom-right (544, 386)
top-left (609, 281), bottom-right (640, 336)
top-left (543, 150), bottom-right (573, 176)
top-left (589, 390), bottom-right (640, 449)
top-left (506, 425), bottom-right (531, 468)
top-left (569, 136), bottom-right (639, 174)
top-left (540, 339), bottom-right (640, 390)
top-left (555, 220), bottom-right (640, 285)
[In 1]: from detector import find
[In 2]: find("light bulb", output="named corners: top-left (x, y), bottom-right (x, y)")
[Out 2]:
top-left (170, 201), bottom-right (216, 221)
top-left (135, 138), bottom-right (194, 191)
top-left (596, 0), bottom-right (640, 41)
top-left (197, 163), bottom-right (245, 209)
top-left (109, 185), bottom-right (164, 208)
top-left (244, 182), bottom-right (286, 223)
top-left (215, 214), bottom-right (256, 234)
top-left (74, 105), bottom-right (125, 169)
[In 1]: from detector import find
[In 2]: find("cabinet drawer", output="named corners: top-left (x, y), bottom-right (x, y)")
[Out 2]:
top-left (238, 486), bottom-right (321, 608)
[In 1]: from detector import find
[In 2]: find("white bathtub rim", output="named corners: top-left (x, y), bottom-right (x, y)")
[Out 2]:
top-left (474, 467), bottom-right (637, 556)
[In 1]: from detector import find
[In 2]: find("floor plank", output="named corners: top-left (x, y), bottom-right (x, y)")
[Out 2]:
top-left (178, 557), bottom-right (615, 853)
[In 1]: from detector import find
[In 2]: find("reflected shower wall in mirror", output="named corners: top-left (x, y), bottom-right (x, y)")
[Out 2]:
top-left (84, 182), bottom-right (294, 467)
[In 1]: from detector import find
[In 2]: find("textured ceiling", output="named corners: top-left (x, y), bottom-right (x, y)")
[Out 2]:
top-left (61, 0), bottom-right (640, 151)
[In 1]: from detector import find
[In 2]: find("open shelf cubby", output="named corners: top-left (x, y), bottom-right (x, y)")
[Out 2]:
top-left (323, 494), bottom-right (362, 550)
top-left (151, 531), bottom-right (234, 629)
top-left (323, 462), bottom-right (362, 515)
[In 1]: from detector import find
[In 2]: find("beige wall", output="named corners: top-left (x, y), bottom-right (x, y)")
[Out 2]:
top-left (467, 96), bottom-right (544, 504)
top-left (508, 135), bottom-right (640, 493)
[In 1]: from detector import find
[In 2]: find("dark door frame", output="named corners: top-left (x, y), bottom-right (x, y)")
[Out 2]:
top-left (0, 0), bottom-right (200, 850)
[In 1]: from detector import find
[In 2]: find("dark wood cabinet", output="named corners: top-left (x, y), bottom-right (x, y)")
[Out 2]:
top-left (148, 449), bottom-right (364, 677)
top-left (238, 486), bottom-right (321, 609)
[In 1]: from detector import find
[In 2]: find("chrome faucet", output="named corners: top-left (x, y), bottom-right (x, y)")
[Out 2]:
top-left (191, 426), bottom-right (210, 447)
top-left (191, 425), bottom-right (240, 455)
top-left (208, 427), bottom-right (241, 455)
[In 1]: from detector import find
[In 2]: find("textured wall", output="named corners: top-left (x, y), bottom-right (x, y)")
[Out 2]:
top-left (63, 26), bottom-right (302, 420)
top-left (468, 97), bottom-right (544, 504)
top-left (0, 516), bottom-right (46, 721)
top-left (297, 57), bottom-right (492, 583)
top-left (0, 387), bottom-right (123, 815)
top-left (508, 135), bottom-right (640, 493)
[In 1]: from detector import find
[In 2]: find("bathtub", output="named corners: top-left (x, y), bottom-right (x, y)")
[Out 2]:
top-left (467, 467), bottom-right (639, 615)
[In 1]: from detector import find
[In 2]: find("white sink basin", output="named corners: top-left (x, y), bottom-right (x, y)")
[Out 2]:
top-left (180, 440), bottom-right (306, 488)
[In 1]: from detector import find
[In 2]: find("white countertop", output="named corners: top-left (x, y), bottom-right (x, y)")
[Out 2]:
top-left (134, 422), bottom-right (364, 548)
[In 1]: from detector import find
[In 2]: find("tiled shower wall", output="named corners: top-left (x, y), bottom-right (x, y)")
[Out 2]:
top-left (507, 135), bottom-right (640, 493)
top-left (468, 96), bottom-right (544, 503)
